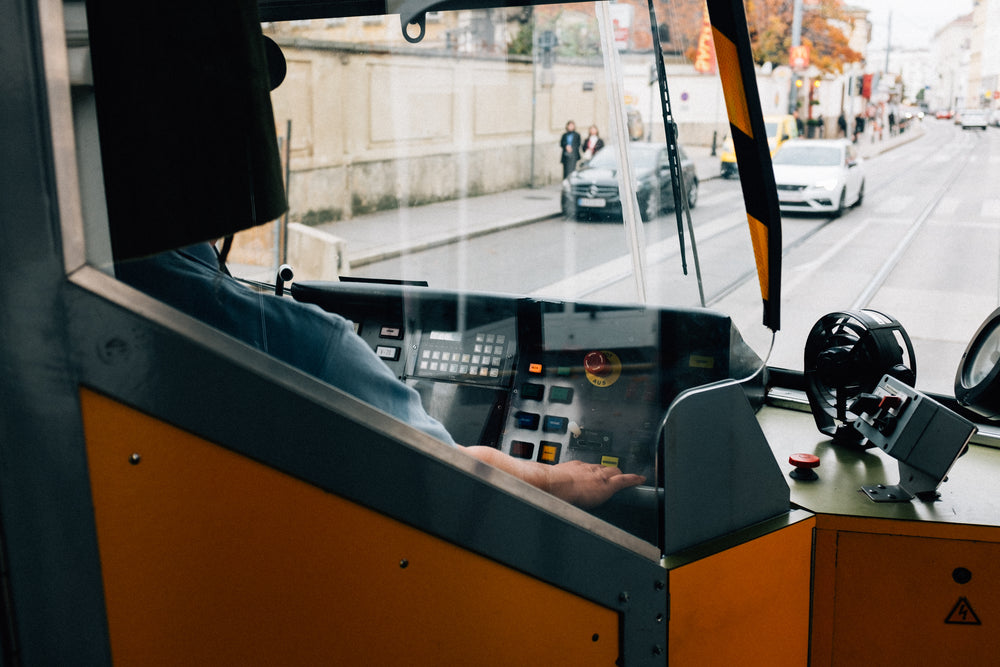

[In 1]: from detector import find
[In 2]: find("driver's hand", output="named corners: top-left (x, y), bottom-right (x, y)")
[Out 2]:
top-left (461, 446), bottom-right (645, 509)
top-left (545, 460), bottom-right (645, 509)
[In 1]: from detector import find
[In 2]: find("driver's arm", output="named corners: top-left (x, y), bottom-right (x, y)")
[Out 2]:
top-left (463, 446), bottom-right (645, 509)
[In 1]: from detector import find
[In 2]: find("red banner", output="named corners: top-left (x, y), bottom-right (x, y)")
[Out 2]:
top-left (862, 73), bottom-right (873, 99)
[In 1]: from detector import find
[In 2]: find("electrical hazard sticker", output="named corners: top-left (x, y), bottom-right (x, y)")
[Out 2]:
top-left (945, 597), bottom-right (981, 625)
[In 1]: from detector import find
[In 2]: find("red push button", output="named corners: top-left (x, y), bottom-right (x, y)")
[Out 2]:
top-left (789, 453), bottom-right (820, 481)
top-left (584, 351), bottom-right (611, 376)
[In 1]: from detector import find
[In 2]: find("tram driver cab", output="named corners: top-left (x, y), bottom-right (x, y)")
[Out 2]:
top-left (14, 0), bottom-right (953, 663)
top-left (92, 0), bottom-right (791, 543)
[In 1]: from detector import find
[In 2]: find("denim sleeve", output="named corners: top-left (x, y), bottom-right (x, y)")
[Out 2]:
top-left (304, 306), bottom-right (458, 446)
top-left (116, 244), bottom-right (457, 446)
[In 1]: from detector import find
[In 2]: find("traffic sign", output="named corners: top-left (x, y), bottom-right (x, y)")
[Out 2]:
top-left (790, 45), bottom-right (809, 70)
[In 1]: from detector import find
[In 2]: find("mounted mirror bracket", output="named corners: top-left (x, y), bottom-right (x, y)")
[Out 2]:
top-left (402, 12), bottom-right (426, 43)
top-left (387, 0), bottom-right (439, 43)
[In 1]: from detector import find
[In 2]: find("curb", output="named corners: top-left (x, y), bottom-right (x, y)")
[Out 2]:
top-left (348, 210), bottom-right (563, 268)
top-left (336, 130), bottom-right (926, 270)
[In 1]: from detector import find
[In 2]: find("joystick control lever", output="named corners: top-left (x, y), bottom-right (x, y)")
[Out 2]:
top-left (275, 264), bottom-right (294, 297)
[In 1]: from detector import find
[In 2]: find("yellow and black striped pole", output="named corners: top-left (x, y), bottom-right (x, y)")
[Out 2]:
top-left (705, 0), bottom-right (783, 332)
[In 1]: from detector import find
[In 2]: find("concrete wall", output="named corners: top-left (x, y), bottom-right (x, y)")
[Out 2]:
top-left (268, 41), bottom-right (817, 226)
top-left (269, 42), bottom-right (613, 225)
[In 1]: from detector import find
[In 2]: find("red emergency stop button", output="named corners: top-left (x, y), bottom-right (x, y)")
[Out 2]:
top-left (584, 351), bottom-right (611, 377)
top-left (789, 453), bottom-right (820, 481)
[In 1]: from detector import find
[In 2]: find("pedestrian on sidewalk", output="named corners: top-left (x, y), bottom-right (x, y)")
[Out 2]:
top-left (560, 120), bottom-right (581, 179)
top-left (582, 125), bottom-right (604, 161)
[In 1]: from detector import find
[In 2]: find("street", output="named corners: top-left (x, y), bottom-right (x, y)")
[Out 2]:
top-left (348, 119), bottom-right (999, 395)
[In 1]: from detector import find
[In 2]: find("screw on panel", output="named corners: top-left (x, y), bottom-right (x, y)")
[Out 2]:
top-left (128, 453), bottom-right (141, 465)
top-left (399, 559), bottom-right (409, 569)
top-left (618, 591), bottom-right (630, 604)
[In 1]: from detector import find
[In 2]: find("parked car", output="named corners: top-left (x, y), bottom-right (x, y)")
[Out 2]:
top-left (961, 110), bottom-right (989, 131)
top-left (561, 142), bottom-right (698, 222)
top-left (772, 138), bottom-right (865, 217)
top-left (720, 114), bottom-right (798, 179)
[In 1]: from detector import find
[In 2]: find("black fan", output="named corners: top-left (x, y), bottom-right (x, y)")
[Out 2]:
top-left (804, 310), bottom-right (916, 444)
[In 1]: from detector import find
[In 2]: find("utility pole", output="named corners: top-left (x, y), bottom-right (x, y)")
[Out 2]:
top-left (529, 23), bottom-right (537, 188)
top-left (788, 0), bottom-right (803, 114)
top-left (884, 11), bottom-right (892, 75)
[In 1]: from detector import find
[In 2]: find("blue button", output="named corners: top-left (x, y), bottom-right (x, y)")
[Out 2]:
top-left (543, 416), bottom-right (568, 434)
top-left (515, 411), bottom-right (540, 430)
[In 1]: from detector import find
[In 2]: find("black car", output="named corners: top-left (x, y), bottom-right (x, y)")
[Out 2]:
top-left (561, 142), bottom-right (699, 221)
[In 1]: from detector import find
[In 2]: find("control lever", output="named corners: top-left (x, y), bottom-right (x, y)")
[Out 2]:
top-left (854, 375), bottom-right (976, 502)
top-left (850, 393), bottom-right (906, 436)
top-left (275, 264), bottom-right (294, 297)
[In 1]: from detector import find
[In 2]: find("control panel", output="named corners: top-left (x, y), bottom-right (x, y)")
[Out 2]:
top-left (502, 346), bottom-right (661, 480)
top-left (290, 281), bottom-right (763, 482)
top-left (409, 321), bottom-right (517, 387)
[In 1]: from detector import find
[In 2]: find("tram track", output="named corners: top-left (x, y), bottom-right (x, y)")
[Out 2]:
top-left (362, 124), bottom-right (976, 309)
top-left (705, 126), bottom-right (973, 310)
top-left (848, 130), bottom-right (983, 310)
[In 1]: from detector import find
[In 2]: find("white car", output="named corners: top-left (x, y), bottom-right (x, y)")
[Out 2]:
top-left (772, 139), bottom-right (865, 216)
top-left (961, 110), bottom-right (989, 130)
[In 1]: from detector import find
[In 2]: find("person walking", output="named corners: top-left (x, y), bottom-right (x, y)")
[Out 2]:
top-left (559, 120), bottom-right (581, 179)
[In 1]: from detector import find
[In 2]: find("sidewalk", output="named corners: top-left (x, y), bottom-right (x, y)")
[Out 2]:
top-left (315, 184), bottom-right (566, 269)
top-left (315, 126), bottom-right (924, 270)
top-left (316, 145), bottom-right (724, 269)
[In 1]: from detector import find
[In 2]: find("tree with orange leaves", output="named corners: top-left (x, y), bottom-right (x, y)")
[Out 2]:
top-left (744, 0), bottom-right (862, 72)
top-left (507, 0), bottom-right (860, 74)
top-left (596, 0), bottom-right (861, 74)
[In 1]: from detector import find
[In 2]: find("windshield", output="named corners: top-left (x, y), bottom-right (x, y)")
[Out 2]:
top-left (773, 145), bottom-right (842, 166)
top-left (214, 0), bottom-right (997, 401)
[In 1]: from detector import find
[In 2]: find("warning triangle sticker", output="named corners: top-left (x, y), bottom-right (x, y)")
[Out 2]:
top-left (945, 597), bottom-right (981, 625)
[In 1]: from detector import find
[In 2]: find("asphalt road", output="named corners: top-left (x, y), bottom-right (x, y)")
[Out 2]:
top-left (350, 120), bottom-right (999, 394)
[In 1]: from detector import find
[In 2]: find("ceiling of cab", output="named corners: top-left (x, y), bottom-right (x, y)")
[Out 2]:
top-left (258, 0), bottom-right (576, 23)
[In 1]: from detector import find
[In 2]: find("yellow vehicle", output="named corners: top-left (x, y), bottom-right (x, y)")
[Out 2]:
top-left (720, 113), bottom-right (800, 178)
